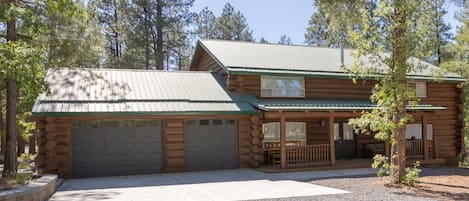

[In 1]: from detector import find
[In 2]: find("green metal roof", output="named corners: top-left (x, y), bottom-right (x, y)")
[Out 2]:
top-left (254, 99), bottom-right (446, 112)
top-left (195, 39), bottom-right (463, 82)
top-left (32, 68), bottom-right (258, 116)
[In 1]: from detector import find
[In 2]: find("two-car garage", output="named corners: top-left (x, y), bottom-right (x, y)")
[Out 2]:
top-left (70, 119), bottom-right (239, 177)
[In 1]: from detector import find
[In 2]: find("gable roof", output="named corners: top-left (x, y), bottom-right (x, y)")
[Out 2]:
top-left (32, 68), bottom-right (258, 116)
top-left (191, 39), bottom-right (463, 82)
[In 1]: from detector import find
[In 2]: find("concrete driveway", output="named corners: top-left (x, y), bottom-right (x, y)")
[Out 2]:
top-left (51, 168), bottom-right (375, 201)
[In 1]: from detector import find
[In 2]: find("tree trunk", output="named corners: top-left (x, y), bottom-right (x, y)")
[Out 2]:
top-left (3, 0), bottom-right (19, 178)
top-left (390, 0), bottom-right (408, 184)
top-left (155, 0), bottom-right (164, 70)
top-left (113, 0), bottom-right (120, 68)
top-left (144, 6), bottom-right (150, 69)
top-left (3, 79), bottom-right (18, 177)
top-left (0, 104), bottom-right (5, 153)
top-left (17, 135), bottom-right (25, 156)
top-left (28, 134), bottom-right (36, 154)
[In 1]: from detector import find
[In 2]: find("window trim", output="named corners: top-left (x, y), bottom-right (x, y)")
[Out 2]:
top-left (260, 75), bottom-right (305, 98)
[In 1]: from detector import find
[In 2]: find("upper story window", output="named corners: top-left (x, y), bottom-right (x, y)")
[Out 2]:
top-left (409, 82), bottom-right (427, 98)
top-left (261, 76), bottom-right (305, 97)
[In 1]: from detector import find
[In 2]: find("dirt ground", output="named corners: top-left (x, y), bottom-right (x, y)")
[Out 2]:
top-left (410, 174), bottom-right (469, 200)
top-left (383, 167), bottom-right (469, 201)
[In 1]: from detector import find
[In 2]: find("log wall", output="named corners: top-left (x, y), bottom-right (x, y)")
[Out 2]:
top-left (306, 120), bottom-right (328, 145)
top-left (163, 119), bottom-right (185, 172)
top-left (36, 117), bottom-right (72, 178)
top-left (192, 49), bottom-right (225, 75)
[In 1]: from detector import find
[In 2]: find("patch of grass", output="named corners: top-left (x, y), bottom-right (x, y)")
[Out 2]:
top-left (0, 173), bottom-right (32, 190)
top-left (18, 153), bottom-right (34, 170)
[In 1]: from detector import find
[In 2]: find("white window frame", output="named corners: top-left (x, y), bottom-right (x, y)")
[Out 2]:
top-left (260, 76), bottom-right (305, 98)
top-left (262, 122), bottom-right (307, 142)
top-left (405, 123), bottom-right (433, 140)
top-left (409, 82), bottom-right (427, 98)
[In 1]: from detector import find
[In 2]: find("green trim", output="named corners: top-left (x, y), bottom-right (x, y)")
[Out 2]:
top-left (227, 67), bottom-right (465, 83)
top-left (32, 110), bottom-right (259, 117)
top-left (256, 105), bottom-right (447, 112)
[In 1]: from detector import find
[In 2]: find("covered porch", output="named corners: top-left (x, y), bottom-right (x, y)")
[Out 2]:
top-left (256, 99), bottom-right (446, 170)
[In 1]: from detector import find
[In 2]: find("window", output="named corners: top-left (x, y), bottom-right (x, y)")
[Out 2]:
top-left (212, 119), bottom-right (223, 125)
top-left (261, 76), bottom-right (305, 97)
top-left (262, 122), bottom-right (306, 142)
top-left (408, 82), bottom-right (427, 97)
top-left (343, 123), bottom-right (354, 140)
top-left (333, 123), bottom-right (354, 140)
top-left (405, 124), bottom-right (433, 140)
top-left (71, 120), bottom-right (160, 128)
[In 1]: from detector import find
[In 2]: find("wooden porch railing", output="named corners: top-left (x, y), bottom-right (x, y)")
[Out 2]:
top-left (406, 139), bottom-right (434, 158)
top-left (286, 144), bottom-right (330, 165)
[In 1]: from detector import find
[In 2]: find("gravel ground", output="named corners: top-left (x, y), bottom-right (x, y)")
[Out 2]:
top-left (254, 167), bottom-right (469, 201)
top-left (255, 175), bottom-right (435, 201)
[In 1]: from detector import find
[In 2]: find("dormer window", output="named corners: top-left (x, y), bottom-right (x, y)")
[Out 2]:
top-left (261, 76), bottom-right (305, 97)
top-left (409, 82), bottom-right (427, 98)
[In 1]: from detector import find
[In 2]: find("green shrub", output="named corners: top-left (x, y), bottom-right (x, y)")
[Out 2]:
top-left (402, 161), bottom-right (421, 186)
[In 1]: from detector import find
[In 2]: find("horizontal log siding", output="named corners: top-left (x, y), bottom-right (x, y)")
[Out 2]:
top-left (238, 118), bottom-right (252, 167)
top-left (36, 117), bottom-right (72, 178)
top-left (228, 75), bottom-right (375, 99)
top-left (164, 119), bottom-right (185, 172)
top-left (192, 49), bottom-right (225, 74)
top-left (423, 83), bottom-right (463, 163)
top-left (306, 120), bottom-right (328, 145)
top-left (229, 75), bottom-right (463, 164)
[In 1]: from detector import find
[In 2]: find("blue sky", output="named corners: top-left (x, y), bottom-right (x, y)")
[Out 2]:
top-left (191, 0), bottom-right (463, 44)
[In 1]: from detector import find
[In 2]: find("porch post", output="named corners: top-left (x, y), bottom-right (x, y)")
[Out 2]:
top-left (280, 113), bottom-right (287, 169)
top-left (422, 114), bottom-right (429, 159)
top-left (329, 111), bottom-right (335, 165)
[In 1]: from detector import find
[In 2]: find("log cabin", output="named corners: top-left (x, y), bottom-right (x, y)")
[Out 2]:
top-left (33, 39), bottom-right (465, 178)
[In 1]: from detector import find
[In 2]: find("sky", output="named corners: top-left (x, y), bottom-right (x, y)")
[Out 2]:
top-left (191, 0), bottom-right (463, 44)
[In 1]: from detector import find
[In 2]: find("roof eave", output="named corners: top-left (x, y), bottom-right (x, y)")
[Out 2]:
top-left (257, 106), bottom-right (447, 112)
top-left (227, 67), bottom-right (465, 83)
top-left (32, 110), bottom-right (260, 117)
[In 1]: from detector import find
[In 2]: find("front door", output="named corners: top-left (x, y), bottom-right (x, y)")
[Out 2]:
top-left (334, 122), bottom-right (357, 159)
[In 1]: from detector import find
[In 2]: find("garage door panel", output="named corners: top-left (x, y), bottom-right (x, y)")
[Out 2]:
top-left (185, 120), bottom-right (238, 171)
top-left (72, 120), bottom-right (163, 178)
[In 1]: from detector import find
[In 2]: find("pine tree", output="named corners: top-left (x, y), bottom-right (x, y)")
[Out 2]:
top-left (0, 0), bottom-right (76, 178)
top-left (259, 37), bottom-right (269, 43)
top-left (195, 7), bottom-right (217, 39)
top-left (278, 35), bottom-right (293, 45)
top-left (46, 1), bottom-right (105, 68)
top-left (123, 0), bottom-right (194, 70)
top-left (195, 3), bottom-right (254, 41)
top-left (94, 0), bottom-right (127, 68)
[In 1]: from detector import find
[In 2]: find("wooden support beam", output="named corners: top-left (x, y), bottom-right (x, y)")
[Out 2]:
top-left (280, 113), bottom-right (287, 170)
top-left (422, 114), bottom-right (429, 159)
top-left (328, 111), bottom-right (335, 165)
